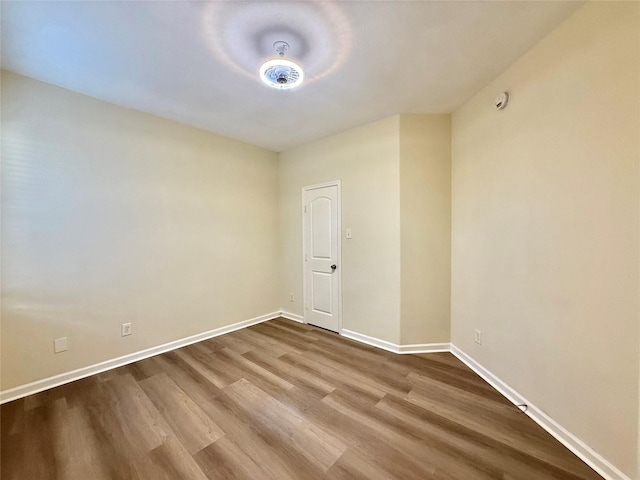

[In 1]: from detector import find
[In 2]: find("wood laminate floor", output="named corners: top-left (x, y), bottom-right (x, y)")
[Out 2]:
top-left (1, 318), bottom-right (601, 480)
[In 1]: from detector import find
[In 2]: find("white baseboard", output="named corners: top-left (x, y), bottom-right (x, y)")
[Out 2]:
top-left (397, 342), bottom-right (451, 354)
top-left (0, 314), bottom-right (628, 480)
top-left (280, 310), bottom-right (304, 323)
top-left (450, 345), bottom-right (631, 480)
top-left (0, 311), bottom-right (281, 405)
top-left (341, 329), bottom-right (450, 354)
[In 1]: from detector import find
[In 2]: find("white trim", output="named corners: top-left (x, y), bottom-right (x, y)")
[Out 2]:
top-left (449, 345), bottom-right (525, 406)
top-left (280, 310), bottom-right (304, 323)
top-left (450, 345), bottom-right (631, 480)
top-left (397, 342), bottom-right (451, 354)
top-left (302, 180), bottom-right (343, 192)
top-left (0, 311), bottom-right (281, 405)
top-left (0, 313), bottom-right (627, 480)
top-left (341, 329), bottom-right (450, 354)
top-left (339, 332), bottom-right (628, 480)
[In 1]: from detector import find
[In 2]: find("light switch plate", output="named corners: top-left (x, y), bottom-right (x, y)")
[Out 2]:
top-left (122, 323), bottom-right (132, 336)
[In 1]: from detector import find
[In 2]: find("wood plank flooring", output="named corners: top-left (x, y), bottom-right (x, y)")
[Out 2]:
top-left (1, 318), bottom-right (602, 480)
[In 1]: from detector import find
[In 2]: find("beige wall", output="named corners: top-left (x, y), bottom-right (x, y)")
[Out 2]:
top-left (3, 2), bottom-right (639, 476)
top-left (279, 114), bottom-right (452, 346)
top-left (451, 2), bottom-right (639, 477)
top-left (399, 114), bottom-right (451, 344)
top-left (279, 116), bottom-right (402, 343)
top-left (1, 71), bottom-right (280, 390)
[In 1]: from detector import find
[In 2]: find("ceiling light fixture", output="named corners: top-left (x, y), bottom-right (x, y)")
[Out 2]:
top-left (259, 41), bottom-right (304, 90)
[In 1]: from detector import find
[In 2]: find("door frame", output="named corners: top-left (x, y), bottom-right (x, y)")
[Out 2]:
top-left (301, 180), bottom-right (342, 334)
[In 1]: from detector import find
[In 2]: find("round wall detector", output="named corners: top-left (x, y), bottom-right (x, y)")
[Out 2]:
top-left (495, 92), bottom-right (509, 110)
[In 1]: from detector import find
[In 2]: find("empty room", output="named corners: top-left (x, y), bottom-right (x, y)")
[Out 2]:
top-left (1, 1), bottom-right (638, 479)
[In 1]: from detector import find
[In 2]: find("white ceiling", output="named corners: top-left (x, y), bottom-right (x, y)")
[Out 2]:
top-left (1, 1), bottom-right (582, 152)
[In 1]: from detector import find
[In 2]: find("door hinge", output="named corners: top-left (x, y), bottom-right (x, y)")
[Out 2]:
top-left (304, 253), bottom-right (307, 262)
top-left (304, 205), bottom-right (307, 213)
top-left (305, 302), bottom-right (309, 310)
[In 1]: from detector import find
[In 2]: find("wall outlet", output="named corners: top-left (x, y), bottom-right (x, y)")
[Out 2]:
top-left (54, 337), bottom-right (68, 353)
top-left (474, 329), bottom-right (482, 345)
top-left (121, 322), bottom-right (132, 336)
top-left (289, 292), bottom-right (295, 302)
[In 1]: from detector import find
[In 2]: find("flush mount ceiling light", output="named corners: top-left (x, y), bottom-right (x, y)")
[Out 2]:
top-left (259, 41), bottom-right (304, 90)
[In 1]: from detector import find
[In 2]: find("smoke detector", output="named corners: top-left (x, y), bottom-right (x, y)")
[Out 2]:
top-left (495, 92), bottom-right (509, 110)
top-left (259, 41), bottom-right (304, 90)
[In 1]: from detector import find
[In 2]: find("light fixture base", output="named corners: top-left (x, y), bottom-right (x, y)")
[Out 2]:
top-left (273, 41), bottom-right (290, 57)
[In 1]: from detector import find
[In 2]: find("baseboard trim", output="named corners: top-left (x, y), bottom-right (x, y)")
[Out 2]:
top-left (280, 310), bottom-right (304, 323)
top-left (341, 329), bottom-right (450, 354)
top-left (397, 342), bottom-right (451, 354)
top-left (450, 345), bottom-right (631, 480)
top-left (0, 317), bottom-right (628, 480)
top-left (0, 311), bottom-right (281, 405)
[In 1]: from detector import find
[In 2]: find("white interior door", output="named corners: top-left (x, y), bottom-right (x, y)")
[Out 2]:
top-left (303, 182), bottom-right (341, 333)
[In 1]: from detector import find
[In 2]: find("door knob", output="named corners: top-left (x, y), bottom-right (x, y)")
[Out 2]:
top-left (330, 264), bottom-right (337, 271)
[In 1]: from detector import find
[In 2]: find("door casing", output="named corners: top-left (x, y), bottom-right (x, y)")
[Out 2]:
top-left (302, 180), bottom-right (342, 333)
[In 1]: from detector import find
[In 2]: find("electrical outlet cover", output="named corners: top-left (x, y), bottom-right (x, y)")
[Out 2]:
top-left (54, 337), bottom-right (68, 353)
